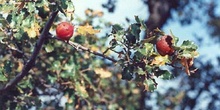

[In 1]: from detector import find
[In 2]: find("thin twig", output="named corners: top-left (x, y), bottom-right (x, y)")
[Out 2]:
top-left (0, 11), bottom-right (59, 94)
top-left (53, 37), bottom-right (118, 63)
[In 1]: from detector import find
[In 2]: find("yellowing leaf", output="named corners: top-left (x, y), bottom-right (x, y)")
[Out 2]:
top-left (151, 55), bottom-right (169, 66)
top-left (24, 23), bottom-right (40, 38)
top-left (85, 9), bottom-right (103, 17)
top-left (16, 61), bottom-right (23, 72)
top-left (132, 88), bottom-right (140, 94)
top-left (63, 94), bottom-right (73, 104)
top-left (192, 51), bottom-right (199, 58)
top-left (0, 0), bottom-right (4, 4)
top-left (24, 27), bottom-right (36, 38)
top-left (93, 10), bottom-right (104, 17)
top-left (77, 24), bottom-right (100, 36)
top-left (94, 68), bottom-right (112, 78)
top-left (75, 82), bottom-right (88, 98)
top-left (90, 45), bottom-right (99, 52)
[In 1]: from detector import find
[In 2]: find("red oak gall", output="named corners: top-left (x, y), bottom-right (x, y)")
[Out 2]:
top-left (156, 35), bottom-right (174, 56)
top-left (56, 22), bottom-right (74, 40)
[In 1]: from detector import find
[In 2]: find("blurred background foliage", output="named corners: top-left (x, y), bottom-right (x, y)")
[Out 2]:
top-left (0, 0), bottom-right (219, 110)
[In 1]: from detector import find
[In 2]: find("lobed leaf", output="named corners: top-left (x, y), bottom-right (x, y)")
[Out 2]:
top-left (77, 24), bottom-right (100, 36)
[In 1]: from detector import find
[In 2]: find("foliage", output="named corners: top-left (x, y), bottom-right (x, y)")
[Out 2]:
top-left (0, 0), bottom-right (199, 109)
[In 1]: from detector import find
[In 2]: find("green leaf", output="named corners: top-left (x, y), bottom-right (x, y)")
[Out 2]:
top-left (130, 23), bottom-right (141, 41)
top-left (61, 63), bottom-right (77, 79)
top-left (126, 33), bottom-right (136, 44)
top-left (144, 43), bottom-right (154, 56)
top-left (0, 76), bottom-right (7, 82)
top-left (145, 79), bottom-right (156, 91)
top-left (181, 40), bottom-right (198, 50)
top-left (137, 43), bottom-right (154, 56)
top-left (58, 5), bottom-right (67, 16)
top-left (75, 82), bottom-right (89, 98)
top-left (140, 36), bottom-right (156, 43)
top-left (67, 1), bottom-right (75, 11)
top-left (158, 70), bottom-right (173, 80)
top-left (181, 50), bottom-right (199, 58)
top-left (19, 77), bottom-right (33, 89)
top-left (82, 74), bottom-right (96, 91)
top-left (134, 15), bottom-right (140, 23)
top-left (178, 40), bottom-right (199, 58)
top-left (136, 67), bottom-right (145, 75)
top-left (134, 16), bottom-right (147, 30)
top-left (61, 0), bottom-right (68, 9)
top-left (145, 65), bottom-right (152, 73)
top-left (74, 35), bottom-right (85, 44)
top-left (0, 16), bottom-right (9, 27)
top-left (112, 24), bottom-right (124, 34)
top-left (0, 69), bottom-right (7, 81)
top-left (134, 51), bottom-right (144, 59)
top-left (45, 44), bottom-right (54, 53)
top-left (48, 75), bottom-right (57, 84)
top-left (137, 48), bottom-right (146, 55)
top-left (0, 3), bottom-right (15, 13)
top-left (50, 61), bottom-right (61, 71)
top-left (53, 61), bottom-right (61, 68)
top-left (121, 67), bottom-right (133, 80)
top-left (0, 31), bottom-right (6, 42)
top-left (27, 2), bottom-right (36, 12)
top-left (22, 16), bottom-right (33, 27)
top-left (170, 30), bottom-right (179, 46)
top-left (109, 39), bottom-right (117, 49)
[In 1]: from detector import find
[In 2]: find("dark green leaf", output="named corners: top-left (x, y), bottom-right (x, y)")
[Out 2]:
top-left (19, 77), bottom-right (33, 89)
top-left (121, 67), bottom-right (133, 80)
top-left (61, 0), bottom-right (68, 9)
top-left (4, 61), bottom-right (12, 73)
top-left (109, 39), bottom-right (117, 48)
top-left (134, 16), bottom-right (147, 30)
top-left (130, 23), bottom-right (141, 41)
top-left (155, 69), bottom-right (173, 80)
top-left (58, 5), bottom-right (67, 16)
top-left (161, 70), bottom-right (173, 80)
top-left (134, 16), bottom-right (140, 23)
top-left (112, 24), bottom-right (124, 34)
top-left (126, 33), bottom-right (136, 44)
top-left (74, 35), bottom-right (86, 44)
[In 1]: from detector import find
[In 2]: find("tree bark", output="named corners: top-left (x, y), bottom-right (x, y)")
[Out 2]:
top-left (145, 0), bottom-right (178, 37)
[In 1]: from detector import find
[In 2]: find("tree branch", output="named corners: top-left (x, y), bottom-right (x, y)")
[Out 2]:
top-left (0, 10), bottom-right (59, 94)
top-left (53, 37), bottom-right (118, 63)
